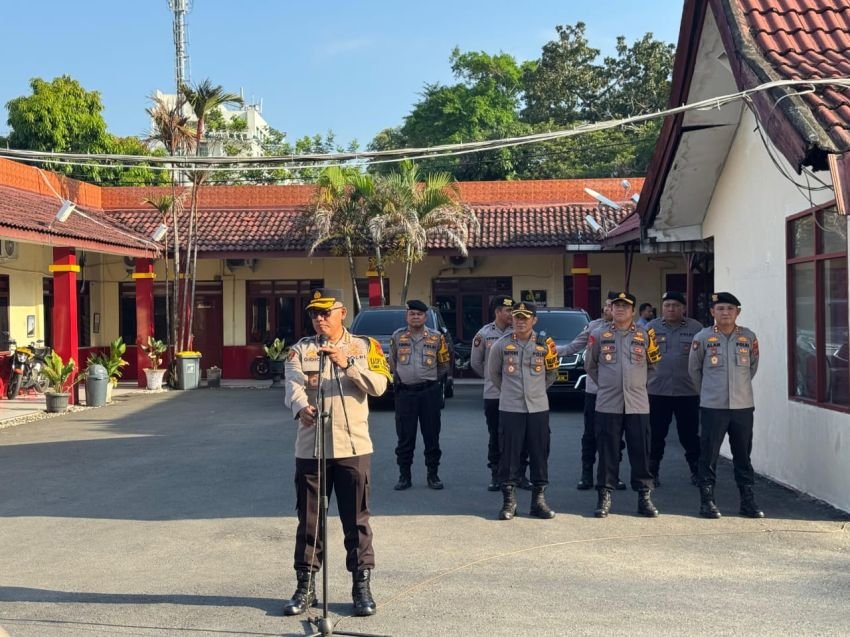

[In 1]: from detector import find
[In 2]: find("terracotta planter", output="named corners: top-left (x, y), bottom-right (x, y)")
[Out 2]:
top-left (45, 392), bottom-right (70, 413)
top-left (144, 368), bottom-right (166, 390)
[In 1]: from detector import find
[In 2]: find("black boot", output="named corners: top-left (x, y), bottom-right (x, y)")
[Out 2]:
top-left (637, 489), bottom-right (659, 517)
top-left (427, 468), bottom-right (444, 490)
top-left (699, 485), bottom-right (721, 519)
top-left (351, 569), bottom-right (377, 616)
top-left (499, 484), bottom-right (517, 520)
top-left (739, 485), bottom-right (765, 518)
top-left (688, 461), bottom-right (699, 486)
top-left (487, 469), bottom-right (500, 492)
top-left (649, 460), bottom-right (661, 488)
top-left (594, 488), bottom-right (612, 518)
top-left (283, 569), bottom-right (317, 616)
top-left (576, 463), bottom-right (594, 490)
top-left (394, 467), bottom-right (412, 491)
top-left (529, 486), bottom-right (556, 519)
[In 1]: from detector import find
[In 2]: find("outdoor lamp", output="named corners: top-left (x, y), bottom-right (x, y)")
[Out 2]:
top-left (151, 223), bottom-right (168, 242)
top-left (55, 200), bottom-right (76, 222)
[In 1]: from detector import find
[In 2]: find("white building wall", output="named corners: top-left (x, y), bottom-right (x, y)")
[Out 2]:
top-left (702, 107), bottom-right (848, 511)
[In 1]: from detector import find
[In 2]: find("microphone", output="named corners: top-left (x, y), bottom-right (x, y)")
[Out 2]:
top-left (317, 335), bottom-right (328, 373)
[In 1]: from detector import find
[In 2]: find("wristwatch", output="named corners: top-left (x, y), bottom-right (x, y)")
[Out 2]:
top-left (345, 356), bottom-right (356, 370)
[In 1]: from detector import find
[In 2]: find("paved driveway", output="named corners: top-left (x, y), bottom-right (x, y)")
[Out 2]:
top-left (0, 386), bottom-right (848, 636)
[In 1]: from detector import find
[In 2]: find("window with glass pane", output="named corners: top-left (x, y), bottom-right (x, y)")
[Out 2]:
top-left (787, 204), bottom-right (849, 408)
top-left (246, 279), bottom-right (322, 344)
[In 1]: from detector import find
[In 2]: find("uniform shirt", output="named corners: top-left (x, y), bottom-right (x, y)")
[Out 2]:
top-left (688, 324), bottom-right (759, 409)
top-left (470, 321), bottom-right (513, 399)
top-left (646, 317), bottom-right (704, 396)
top-left (556, 317), bottom-right (608, 395)
top-left (586, 322), bottom-right (657, 414)
top-left (285, 330), bottom-right (390, 459)
top-left (488, 331), bottom-right (557, 413)
top-left (389, 326), bottom-right (450, 385)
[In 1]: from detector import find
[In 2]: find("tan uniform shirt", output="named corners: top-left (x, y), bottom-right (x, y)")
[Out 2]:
top-left (470, 322), bottom-right (513, 399)
top-left (586, 322), bottom-right (656, 414)
top-left (285, 330), bottom-right (390, 459)
top-left (488, 331), bottom-right (557, 413)
top-left (556, 317), bottom-right (608, 394)
top-left (688, 324), bottom-right (759, 409)
top-left (389, 327), bottom-right (450, 385)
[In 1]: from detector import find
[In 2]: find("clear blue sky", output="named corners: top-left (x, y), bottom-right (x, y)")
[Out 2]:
top-left (0, 1), bottom-right (682, 147)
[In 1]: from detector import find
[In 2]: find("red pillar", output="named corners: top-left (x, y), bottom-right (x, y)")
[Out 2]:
top-left (50, 247), bottom-right (79, 404)
top-left (367, 258), bottom-right (382, 306)
top-left (571, 253), bottom-right (590, 312)
top-left (134, 258), bottom-right (155, 387)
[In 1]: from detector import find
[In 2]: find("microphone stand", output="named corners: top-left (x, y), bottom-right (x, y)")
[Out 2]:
top-left (307, 338), bottom-right (389, 637)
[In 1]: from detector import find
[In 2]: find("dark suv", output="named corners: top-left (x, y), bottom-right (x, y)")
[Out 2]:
top-left (349, 306), bottom-right (455, 406)
top-left (533, 307), bottom-right (591, 395)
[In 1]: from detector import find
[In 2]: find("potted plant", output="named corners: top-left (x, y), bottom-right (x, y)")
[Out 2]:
top-left (140, 336), bottom-right (167, 390)
top-left (41, 350), bottom-right (77, 413)
top-left (86, 336), bottom-right (129, 403)
top-left (264, 338), bottom-right (287, 387)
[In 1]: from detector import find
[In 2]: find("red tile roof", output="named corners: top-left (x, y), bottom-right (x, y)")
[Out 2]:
top-left (0, 185), bottom-right (159, 257)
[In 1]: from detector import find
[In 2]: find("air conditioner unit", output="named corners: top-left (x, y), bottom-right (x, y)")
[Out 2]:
top-left (226, 258), bottom-right (257, 271)
top-left (448, 255), bottom-right (476, 269)
top-left (0, 239), bottom-right (18, 260)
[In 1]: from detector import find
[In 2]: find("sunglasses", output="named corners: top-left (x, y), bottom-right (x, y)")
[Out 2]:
top-left (308, 307), bottom-right (343, 319)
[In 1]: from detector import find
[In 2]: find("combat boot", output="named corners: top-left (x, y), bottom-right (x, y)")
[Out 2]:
top-left (649, 460), bottom-right (661, 488)
top-left (487, 469), bottom-right (500, 492)
top-left (529, 486), bottom-right (556, 519)
top-left (394, 466), bottom-right (412, 491)
top-left (576, 463), bottom-right (594, 490)
top-left (738, 485), bottom-right (765, 518)
top-left (637, 489), bottom-right (659, 517)
top-left (351, 569), bottom-right (377, 616)
top-left (283, 569), bottom-right (317, 616)
top-left (594, 488), bottom-right (612, 518)
top-left (699, 485), bottom-right (721, 519)
top-left (426, 468), bottom-right (444, 490)
top-left (499, 484), bottom-right (517, 520)
top-left (688, 461), bottom-right (699, 486)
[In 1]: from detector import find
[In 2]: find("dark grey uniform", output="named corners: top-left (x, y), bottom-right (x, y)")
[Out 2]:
top-left (586, 322), bottom-right (656, 491)
top-left (488, 332), bottom-right (557, 486)
top-left (470, 321), bottom-right (513, 475)
top-left (646, 317), bottom-right (704, 480)
top-left (390, 326), bottom-right (451, 474)
top-left (689, 325), bottom-right (760, 489)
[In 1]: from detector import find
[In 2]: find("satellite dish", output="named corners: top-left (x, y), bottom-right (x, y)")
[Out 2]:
top-left (584, 187), bottom-right (622, 210)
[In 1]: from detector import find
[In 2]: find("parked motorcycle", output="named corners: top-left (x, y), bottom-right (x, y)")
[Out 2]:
top-left (250, 355), bottom-right (272, 380)
top-left (6, 340), bottom-right (52, 399)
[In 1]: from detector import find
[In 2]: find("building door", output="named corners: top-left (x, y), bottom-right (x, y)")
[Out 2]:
top-left (433, 277), bottom-right (512, 344)
top-left (666, 262), bottom-right (713, 326)
top-left (564, 275), bottom-right (602, 318)
top-left (191, 283), bottom-right (223, 373)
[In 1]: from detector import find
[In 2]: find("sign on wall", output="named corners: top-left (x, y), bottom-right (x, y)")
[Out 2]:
top-left (520, 289), bottom-right (547, 307)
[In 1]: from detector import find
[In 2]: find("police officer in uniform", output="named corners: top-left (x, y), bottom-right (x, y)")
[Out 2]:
top-left (646, 291), bottom-right (704, 486)
top-left (689, 292), bottom-right (763, 519)
top-left (488, 302), bottom-right (559, 520)
top-left (586, 291), bottom-right (661, 518)
top-left (390, 300), bottom-right (452, 490)
top-left (557, 297), bottom-right (626, 491)
top-left (470, 295), bottom-right (531, 491)
top-left (283, 288), bottom-right (391, 617)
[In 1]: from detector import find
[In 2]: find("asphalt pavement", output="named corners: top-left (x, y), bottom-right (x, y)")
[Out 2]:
top-left (0, 385), bottom-right (848, 637)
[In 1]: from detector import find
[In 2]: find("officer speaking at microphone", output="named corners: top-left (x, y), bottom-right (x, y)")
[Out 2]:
top-left (390, 299), bottom-right (452, 490)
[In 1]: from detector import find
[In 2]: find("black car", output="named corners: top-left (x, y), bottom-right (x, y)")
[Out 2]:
top-left (533, 307), bottom-right (591, 395)
top-left (348, 306), bottom-right (455, 407)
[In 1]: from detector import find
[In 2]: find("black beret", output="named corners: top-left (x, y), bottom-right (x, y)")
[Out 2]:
top-left (492, 295), bottom-right (514, 310)
top-left (306, 288), bottom-right (344, 310)
top-left (406, 299), bottom-right (428, 312)
top-left (710, 292), bottom-right (741, 307)
top-left (662, 291), bottom-right (686, 305)
top-left (608, 291), bottom-right (636, 306)
top-left (512, 301), bottom-right (537, 317)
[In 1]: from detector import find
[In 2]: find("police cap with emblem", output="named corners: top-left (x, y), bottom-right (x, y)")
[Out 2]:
top-left (491, 295), bottom-right (514, 312)
top-left (710, 292), bottom-right (741, 307)
top-left (512, 301), bottom-right (537, 317)
top-left (406, 299), bottom-right (428, 312)
top-left (608, 291), bottom-right (636, 306)
top-left (662, 291), bottom-right (686, 305)
top-left (306, 288), bottom-right (344, 310)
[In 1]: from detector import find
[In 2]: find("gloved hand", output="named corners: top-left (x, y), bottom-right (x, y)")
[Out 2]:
top-left (646, 328), bottom-right (662, 364)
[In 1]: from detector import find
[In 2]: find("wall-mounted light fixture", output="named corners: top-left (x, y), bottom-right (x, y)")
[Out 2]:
top-left (55, 200), bottom-right (76, 223)
top-left (150, 223), bottom-right (168, 242)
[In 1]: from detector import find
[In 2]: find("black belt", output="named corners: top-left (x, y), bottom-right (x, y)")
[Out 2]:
top-left (396, 380), bottom-right (438, 392)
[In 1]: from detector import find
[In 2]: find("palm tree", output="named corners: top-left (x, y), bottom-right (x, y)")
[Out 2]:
top-left (178, 80), bottom-right (243, 349)
top-left (382, 162), bottom-right (479, 303)
top-left (303, 167), bottom-right (372, 314)
top-left (143, 194), bottom-right (183, 349)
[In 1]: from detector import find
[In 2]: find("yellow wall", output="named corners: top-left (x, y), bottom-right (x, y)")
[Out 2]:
top-left (1, 241), bottom-right (51, 345)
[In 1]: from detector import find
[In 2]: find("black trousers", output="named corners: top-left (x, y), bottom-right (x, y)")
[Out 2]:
top-left (484, 398), bottom-right (529, 475)
top-left (395, 382), bottom-right (442, 469)
top-left (648, 394), bottom-right (701, 471)
top-left (698, 407), bottom-right (755, 488)
top-left (497, 410), bottom-right (550, 487)
top-left (583, 393), bottom-right (625, 467)
top-left (294, 454), bottom-right (374, 573)
top-left (594, 412), bottom-right (653, 491)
